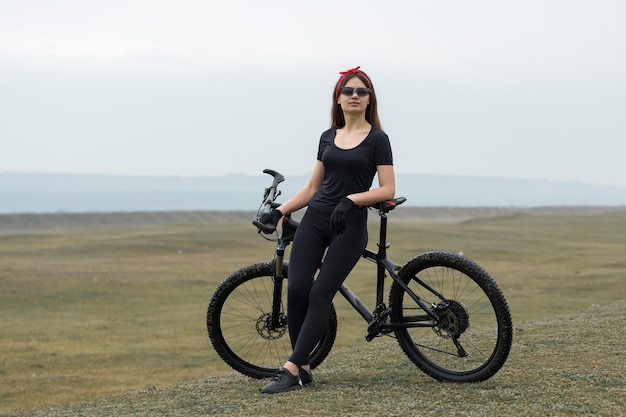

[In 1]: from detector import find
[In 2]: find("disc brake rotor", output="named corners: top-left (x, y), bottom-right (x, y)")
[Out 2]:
top-left (256, 312), bottom-right (288, 340)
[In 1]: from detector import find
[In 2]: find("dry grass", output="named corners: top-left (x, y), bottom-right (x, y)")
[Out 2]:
top-left (1, 207), bottom-right (625, 415)
top-left (3, 302), bottom-right (624, 416)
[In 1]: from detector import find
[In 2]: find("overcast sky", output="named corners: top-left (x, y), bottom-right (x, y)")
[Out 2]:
top-left (1, 0), bottom-right (625, 187)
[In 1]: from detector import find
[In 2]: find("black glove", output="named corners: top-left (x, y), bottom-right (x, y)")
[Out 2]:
top-left (330, 197), bottom-right (356, 234)
top-left (253, 208), bottom-right (283, 234)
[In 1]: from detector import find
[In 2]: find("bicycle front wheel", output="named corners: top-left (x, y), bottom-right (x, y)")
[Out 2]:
top-left (206, 262), bottom-right (337, 379)
top-left (390, 251), bottom-right (512, 382)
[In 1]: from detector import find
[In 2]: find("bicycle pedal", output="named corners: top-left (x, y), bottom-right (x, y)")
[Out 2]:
top-left (365, 332), bottom-right (379, 342)
top-left (366, 319), bottom-right (388, 341)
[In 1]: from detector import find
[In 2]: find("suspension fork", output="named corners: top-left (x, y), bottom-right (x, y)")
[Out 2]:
top-left (270, 242), bottom-right (286, 329)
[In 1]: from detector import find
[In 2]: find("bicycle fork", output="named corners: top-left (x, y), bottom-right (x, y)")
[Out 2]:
top-left (269, 243), bottom-right (287, 330)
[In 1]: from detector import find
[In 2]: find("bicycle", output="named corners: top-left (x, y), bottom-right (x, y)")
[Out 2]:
top-left (206, 169), bottom-right (513, 383)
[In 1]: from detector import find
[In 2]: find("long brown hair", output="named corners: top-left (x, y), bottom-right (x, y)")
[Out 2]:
top-left (331, 68), bottom-right (381, 129)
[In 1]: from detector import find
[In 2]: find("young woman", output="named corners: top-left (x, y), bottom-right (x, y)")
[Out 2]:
top-left (257, 66), bottom-right (395, 394)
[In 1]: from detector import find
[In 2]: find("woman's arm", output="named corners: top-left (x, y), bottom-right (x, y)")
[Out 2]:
top-left (276, 160), bottom-right (325, 215)
top-left (347, 164), bottom-right (396, 207)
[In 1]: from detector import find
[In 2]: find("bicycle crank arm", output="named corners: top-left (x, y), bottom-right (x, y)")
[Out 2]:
top-left (365, 306), bottom-right (392, 341)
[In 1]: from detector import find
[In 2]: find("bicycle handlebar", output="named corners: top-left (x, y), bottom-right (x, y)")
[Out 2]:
top-left (253, 169), bottom-right (285, 234)
top-left (252, 168), bottom-right (406, 234)
top-left (263, 169), bottom-right (285, 188)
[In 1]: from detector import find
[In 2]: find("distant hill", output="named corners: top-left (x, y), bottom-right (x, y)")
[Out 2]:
top-left (0, 172), bottom-right (624, 214)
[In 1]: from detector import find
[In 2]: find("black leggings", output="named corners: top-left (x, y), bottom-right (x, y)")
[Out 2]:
top-left (287, 206), bottom-right (368, 367)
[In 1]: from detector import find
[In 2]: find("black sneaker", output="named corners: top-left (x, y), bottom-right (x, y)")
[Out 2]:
top-left (261, 367), bottom-right (302, 394)
top-left (299, 368), bottom-right (314, 387)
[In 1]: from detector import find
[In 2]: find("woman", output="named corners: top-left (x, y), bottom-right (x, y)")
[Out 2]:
top-left (257, 66), bottom-right (395, 394)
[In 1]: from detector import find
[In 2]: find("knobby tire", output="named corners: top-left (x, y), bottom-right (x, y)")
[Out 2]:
top-left (390, 251), bottom-right (513, 382)
top-left (207, 263), bottom-right (337, 379)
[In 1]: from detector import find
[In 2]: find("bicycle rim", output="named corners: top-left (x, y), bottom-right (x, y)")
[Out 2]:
top-left (207, 263), bottom-right (336, 379)
top-left (391, 251), bottom-right (512, 382)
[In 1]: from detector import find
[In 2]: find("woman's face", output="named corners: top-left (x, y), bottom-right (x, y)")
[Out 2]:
top-left (337, 76), bottom-right (370, 114)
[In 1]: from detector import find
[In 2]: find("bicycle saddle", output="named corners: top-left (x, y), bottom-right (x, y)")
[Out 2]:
top-left (371, 197), bottom-right (406, 213)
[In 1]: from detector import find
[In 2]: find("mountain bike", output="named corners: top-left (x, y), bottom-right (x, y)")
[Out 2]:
top-left (206, 169), bottom-right (513, 383)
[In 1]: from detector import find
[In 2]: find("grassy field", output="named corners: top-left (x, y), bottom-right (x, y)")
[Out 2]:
top-left (1, 207), bottom-right (625, 415)
top-left (3, 302), bottom-right (624, 416)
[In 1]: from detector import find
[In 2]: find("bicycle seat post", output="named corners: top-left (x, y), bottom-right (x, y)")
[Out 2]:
top-left (377, 211), bottom-right (390, 260)
top-left (374, 211), bottom-right (390, 308)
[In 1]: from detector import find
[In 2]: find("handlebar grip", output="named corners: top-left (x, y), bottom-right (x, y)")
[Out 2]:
top-left (263, 169), bottom-right (285, 188)
top-left (252, 220), bottom-right (277, 234)
top-left (253, 169), bottom-right (284, 234)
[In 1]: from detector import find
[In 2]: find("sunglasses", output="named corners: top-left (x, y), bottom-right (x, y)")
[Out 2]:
top-left (340, 87), bottom-right (371, 97)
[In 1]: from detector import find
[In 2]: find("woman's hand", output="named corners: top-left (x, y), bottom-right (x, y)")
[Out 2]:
top-left (330, 197), bottom-right (356, 234)
top-left (254, 209), bottom-right (283, 234)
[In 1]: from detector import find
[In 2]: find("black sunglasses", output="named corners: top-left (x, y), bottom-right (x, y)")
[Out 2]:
top-left (340, 87), bottom-right (371, 97)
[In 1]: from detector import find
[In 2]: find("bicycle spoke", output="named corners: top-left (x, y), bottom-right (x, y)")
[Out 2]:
top-left (391, 252), bottom-right (512, 382)
top-left (207, 263), bottom-right (337, 378)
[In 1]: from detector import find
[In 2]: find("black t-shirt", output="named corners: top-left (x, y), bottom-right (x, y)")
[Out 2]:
top-left (308, 127), bottom-right (393, 211)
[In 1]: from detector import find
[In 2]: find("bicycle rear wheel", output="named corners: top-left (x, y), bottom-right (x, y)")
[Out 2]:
top-left (390, 251), bottom-right (512, 382)
top-left (207, 262), bottom-right (337, 379)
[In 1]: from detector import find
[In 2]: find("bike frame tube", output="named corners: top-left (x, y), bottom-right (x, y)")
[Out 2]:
top-left (337, 213), bottom-right (440, 326)
top-left (337, 284), bottom-right (374, 323)
top-left (359, 251), bottom-right (440, 322)
top-left (269, 202), bottom-right (441, 334)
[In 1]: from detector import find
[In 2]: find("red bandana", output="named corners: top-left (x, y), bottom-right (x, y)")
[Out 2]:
top-left (334, 66), bottom-right (373, 99)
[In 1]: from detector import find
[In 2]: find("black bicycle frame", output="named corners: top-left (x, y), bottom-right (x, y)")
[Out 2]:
top-left (336, 212), bottom-right (440, 331)
top-left (269, 209), bottom-right (444, 340)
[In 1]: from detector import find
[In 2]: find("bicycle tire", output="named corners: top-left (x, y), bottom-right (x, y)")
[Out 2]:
top-left (389, 251), bottom-right (512, 382)
top-left (207, 262), bottom-right (337, 379)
